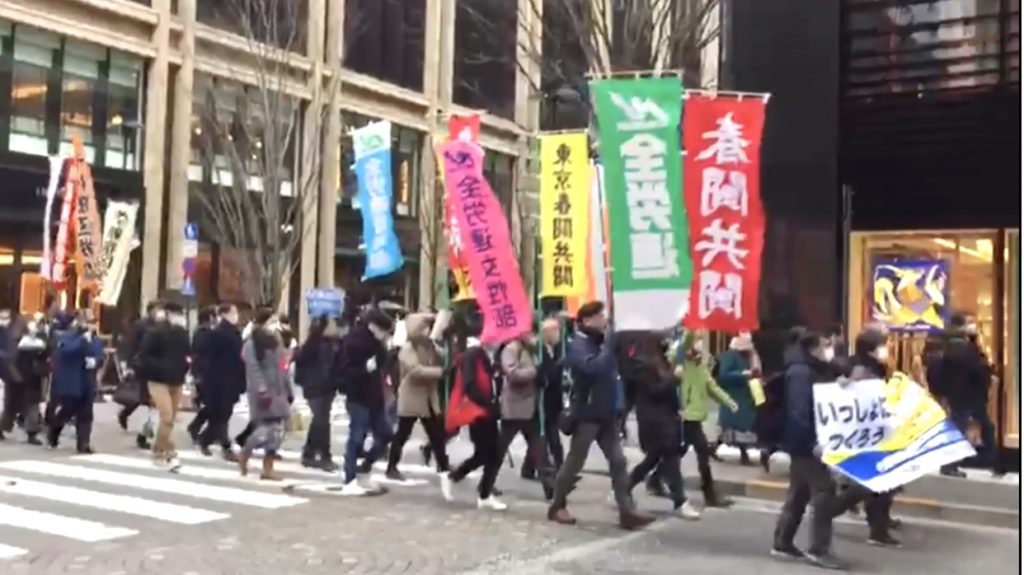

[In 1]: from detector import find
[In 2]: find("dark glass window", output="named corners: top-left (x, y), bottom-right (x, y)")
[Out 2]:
top-left (197, 0), bottom-right (308, 51)
top-left (453, 0), bottom-right (517, 120)
top-left (338, 114), bottom-right (423, 217)
top-left (483, 150), bottom-right (514, 216)
top-left (344, 0), bottom-right (426, 92)
top-left (9, 27), bottom-right (58, 157)
top-left (60, 40), bottom-right (105, 163)
top-left (105, 53), bottom-right (142, 171)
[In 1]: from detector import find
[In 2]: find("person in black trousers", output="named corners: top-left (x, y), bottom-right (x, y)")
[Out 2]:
top-left (186, 308), bottom-right (217, 443)
top-left (624, 333), bottom-right (701, 520)
top-left (198, 304), bottom-right (245, 461)
top-left (47, 312), bottom-right (104, 453)
top-left (449, 340), bottom-right (507, 510)
top-left (118, 302), bottom-right (159, 449)
top-left (521, 317), bottom-right (566, 478)
top-left (296, 316), bottom-right (340, 471)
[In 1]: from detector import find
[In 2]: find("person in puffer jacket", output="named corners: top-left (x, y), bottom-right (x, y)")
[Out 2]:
top-left (0, 318), bottom-right (49, 444)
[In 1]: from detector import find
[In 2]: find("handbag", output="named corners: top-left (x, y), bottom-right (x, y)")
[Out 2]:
top-left (113, 378), bottom-right (144, 407)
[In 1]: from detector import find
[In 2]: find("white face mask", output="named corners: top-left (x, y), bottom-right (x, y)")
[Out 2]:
top-left (153, 310), bottom-right (167, 322)
top-left (822, 347), bottom-right (836, 362)
top-left (224, 312), bottom-right (239, 325)
top-left (875, 346), bottom-right (889, 362)
top-left (169, 314), bottom-right (187, 327)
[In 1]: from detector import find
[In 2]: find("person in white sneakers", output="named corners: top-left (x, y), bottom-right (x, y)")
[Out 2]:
top-left (337, 309), bottom-right (394, 496)
top-left (387, 313), bottom-right (454, 501)
top-left (447, 331), bottom-right (507, 512)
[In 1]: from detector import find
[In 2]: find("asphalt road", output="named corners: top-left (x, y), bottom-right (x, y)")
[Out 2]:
top-left (0, 398), bottom-right (1017, 574)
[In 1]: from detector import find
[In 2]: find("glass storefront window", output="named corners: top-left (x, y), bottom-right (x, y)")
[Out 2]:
top-left (60, 40), bottom-right (104, 163)
top-left (1004, 230), bottom-right (1020, 448)
top-left (10, 27), bottom-right (59, 157)
top-left (105, 52), bottom-right (142, 170)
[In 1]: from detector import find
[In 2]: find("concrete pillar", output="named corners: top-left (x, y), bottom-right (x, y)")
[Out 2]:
top-left (417, 0), bottom-right (447, 310)
top-left (141, 0), bottom-right (171, 307)
top-left (317, 0), bottom-right (343, 290)
top-left (298, 0), bottom-right (327, 336)
top-left (165, 0), bottom-right (196, 292)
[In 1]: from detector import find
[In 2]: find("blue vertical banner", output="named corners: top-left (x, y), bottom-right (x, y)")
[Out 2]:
top-left (353, 120), bottom-right (403, 279)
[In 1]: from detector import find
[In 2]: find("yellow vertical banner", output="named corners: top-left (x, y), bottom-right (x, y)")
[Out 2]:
top-left (540, 132), bottom-right (591, 298)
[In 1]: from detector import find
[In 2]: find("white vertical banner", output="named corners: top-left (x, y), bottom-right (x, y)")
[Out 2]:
top-left (40, 155), bottom-right (64, 281)
top-left (589, 163), bottom-right (609, 306)
top-left (95, 201), bottom-right (139, 306)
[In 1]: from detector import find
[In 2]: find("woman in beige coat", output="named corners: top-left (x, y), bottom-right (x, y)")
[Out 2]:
top-left (386, 313), bottom-right (453, 501)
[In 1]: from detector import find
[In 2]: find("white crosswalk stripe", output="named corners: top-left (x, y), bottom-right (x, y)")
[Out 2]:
top-left (0, 503), bottom-right (137, 542)
top-left (0, 445), bottom-right (466, 562)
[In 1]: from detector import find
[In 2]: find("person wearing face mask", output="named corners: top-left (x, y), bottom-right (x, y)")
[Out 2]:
top-left (336, 308), bottom-right (394, 496)
top-left (0, 318), bottom-right (48, 444)
top-left (712, 333), bottom-right (761, 466)
top-left (825, 329), bottom-right (901, 548)
top-left (493, 324), bottom-right (556, 501)
top-left (548, 301), bottom-right (656, 530)
top-left (135, 302), bottom-right (191, 470)
top-left (772, 330), bottom-right (847, 570)
top-left (197, 303), bottom-right (245, 461)
top-left (47, 312), bottom-right (103, 453)
top-left (186, 307), bottom-right (217, 444)
top-left (238, 308), bottom-right (293, 480)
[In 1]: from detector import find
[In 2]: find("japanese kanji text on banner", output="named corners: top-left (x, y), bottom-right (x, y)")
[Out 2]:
top-left (683, 94), bottom-right (767, 332)
top-left (591, 77), bottom-right (692, 330)
top-left (441, 140), bottom-right (531, 344)
top-left (441, 113), bottom-right (481, 301)
top-left (540, 132), bottom-right (590, 298)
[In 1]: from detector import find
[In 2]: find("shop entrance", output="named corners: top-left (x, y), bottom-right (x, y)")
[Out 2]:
top-left (847, 229), bottom-right (1020, 453)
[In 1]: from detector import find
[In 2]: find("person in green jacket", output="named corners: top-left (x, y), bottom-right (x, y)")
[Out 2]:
top-left (675, 331), bottom-right (738, 507)
top-left (713, 333), bottom-right (761, 466)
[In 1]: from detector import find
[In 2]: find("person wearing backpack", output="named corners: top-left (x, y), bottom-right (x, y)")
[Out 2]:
top-left (494, 326), bottom-right (556, 501)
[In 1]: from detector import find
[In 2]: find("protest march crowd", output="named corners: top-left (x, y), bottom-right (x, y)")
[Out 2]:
top-left (0, 297), bottom-right (998, 571)
top-left (0, 76), bottom-right (999, 572)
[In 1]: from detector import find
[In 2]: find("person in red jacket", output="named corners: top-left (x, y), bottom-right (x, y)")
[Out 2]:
top-left (448, 337), bottom-right (507, 511)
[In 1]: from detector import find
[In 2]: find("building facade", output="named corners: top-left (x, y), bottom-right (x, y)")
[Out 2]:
top-left (0, 0), bottom-right (541, 331)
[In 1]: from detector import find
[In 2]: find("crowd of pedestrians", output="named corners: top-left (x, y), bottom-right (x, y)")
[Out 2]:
top-left (0, 296), bottom-right (1003, 570)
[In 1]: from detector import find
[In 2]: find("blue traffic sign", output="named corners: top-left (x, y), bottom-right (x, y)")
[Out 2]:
top-left (184, 222), bottom-right (199, 240)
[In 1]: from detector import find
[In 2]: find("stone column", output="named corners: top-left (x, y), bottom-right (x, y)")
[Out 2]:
top-left (317, 0), bottom-right (343, 289)
top-left (165, 0), bottom-right (196, 292)
top-left (141, 0), bottom-right (171, 307)
top-left (416, 0), bottom-right (455, 311)
top-left (298, 0), bottom-right (327, 336)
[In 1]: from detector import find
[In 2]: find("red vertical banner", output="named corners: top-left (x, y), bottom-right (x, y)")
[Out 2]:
top-left (443, 113), bottom-right (481, 301)
top-left (683, 95), bottom-right (767, 332)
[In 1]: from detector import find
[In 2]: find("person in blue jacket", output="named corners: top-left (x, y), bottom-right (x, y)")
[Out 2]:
top-left (47, 311), bottom-right (104, 453)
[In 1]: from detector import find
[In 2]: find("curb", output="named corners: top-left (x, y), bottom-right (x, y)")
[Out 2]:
top-left (708, 476), bottom-right (1021, 530)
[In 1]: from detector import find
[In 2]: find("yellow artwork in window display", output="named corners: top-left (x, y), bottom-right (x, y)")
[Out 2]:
top-left (871, 259), bottom-right (949, 332)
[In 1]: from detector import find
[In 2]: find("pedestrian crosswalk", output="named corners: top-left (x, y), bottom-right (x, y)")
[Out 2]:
top-left (0, 446), bottom-right (454, 561)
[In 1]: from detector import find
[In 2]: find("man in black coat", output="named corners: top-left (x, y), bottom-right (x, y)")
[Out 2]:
top-left (117, 301), bottom-right (160, 441)
top-left (197, 304), bottom-right (245, 461)
top-left (186, 308), bottom-right (217, 443)
top-left (296, 316), bottom-right (340, 471)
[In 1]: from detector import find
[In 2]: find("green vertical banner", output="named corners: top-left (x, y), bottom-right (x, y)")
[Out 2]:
top-left (591, 77), bottom-right (692, 330)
